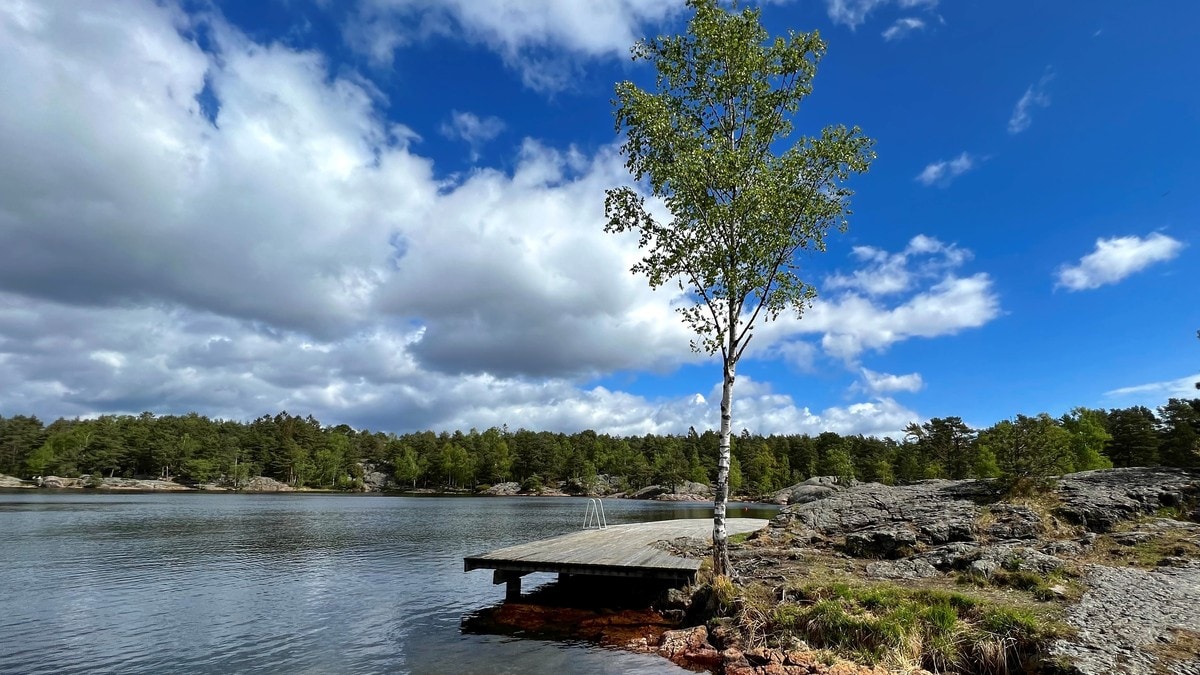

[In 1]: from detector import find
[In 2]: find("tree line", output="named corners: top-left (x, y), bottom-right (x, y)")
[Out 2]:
top-left (0, 401), bottom-right (1196, 493)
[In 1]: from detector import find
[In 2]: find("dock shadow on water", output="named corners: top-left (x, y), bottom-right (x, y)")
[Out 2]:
top-left (462, 575), bottom-right (687, 651)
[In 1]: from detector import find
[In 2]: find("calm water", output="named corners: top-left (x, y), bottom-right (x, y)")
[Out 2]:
top-left (0, 491), bottom-right (777, 674)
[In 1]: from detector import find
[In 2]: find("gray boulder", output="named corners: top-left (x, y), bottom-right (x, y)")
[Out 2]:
top-left (629, 485), bottom-right (669, 500)
top-left (39, 475), bottom-right (83, 489)
top-left (484, 482), bottom-right (521, 496)
top-left (0, 474), bottom-right (32, 488)
top-left (985, 504), bottom-right (1045, 540)
top-left (361, 470), bottom-right (394, 492)
top-left (769, 476), bottom-right (856, 505)
top-left (844, 527), bottom-right (919, 558)
top-left (771, 479), bottom-right (985, 549)
top-left (865, 558), bottom-right (939, 580)
top-left (242, 476), bottom-right (294, 492)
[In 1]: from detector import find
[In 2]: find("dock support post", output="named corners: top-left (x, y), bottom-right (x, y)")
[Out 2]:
top-left (505, 577), bottom-right (521, 602)
top-left (492, 570), bottom-right (527, 602)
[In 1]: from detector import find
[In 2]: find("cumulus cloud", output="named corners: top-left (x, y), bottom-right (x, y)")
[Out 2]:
top-left (0, 291), bottom-right (920, 437)
top-left (1056, 233), bottom-right (1184, 291)
top-left (859, 368), bottom-right (924, 394)
top-left (0, 1), bottom-right (965, 438)
top-left (440, 110), bottom-right (505, 160)
top-left (826, 234), bottom-right (971, 296)
top-left (882, 17), bottom-right (925, 41)
top-left (1008, 71), bottom-right (1054, 134)
top-left (825, 0), bottom-right (938, 29)
top-left (916, 152), bottom-right (977, 187)
top-left (753, 235), bottom-right (999, 366)
top-left (347, 0), bottom-right (681, 90)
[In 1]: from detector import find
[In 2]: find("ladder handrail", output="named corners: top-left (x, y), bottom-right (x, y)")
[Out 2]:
top-left (582, 497), bottom-right (607, 530)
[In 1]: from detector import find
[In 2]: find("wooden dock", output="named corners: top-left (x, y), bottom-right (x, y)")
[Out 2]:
top-left (464, 518), bottom-right (768, 600)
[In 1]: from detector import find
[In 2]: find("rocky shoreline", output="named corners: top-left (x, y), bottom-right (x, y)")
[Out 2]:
top-left (0, 472), bottom-right (723, 500)
top-left (480, 468), bottom-right (1200, 675)
top-left (0, 473), bottom-right (304, 492)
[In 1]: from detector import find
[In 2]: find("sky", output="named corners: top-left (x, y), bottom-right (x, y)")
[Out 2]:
top-left (0, 0), bottom-right (1196, 439)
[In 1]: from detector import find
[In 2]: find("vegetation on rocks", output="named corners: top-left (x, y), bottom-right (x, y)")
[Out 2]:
top-left (650, 467), bottom-right (1200, 674)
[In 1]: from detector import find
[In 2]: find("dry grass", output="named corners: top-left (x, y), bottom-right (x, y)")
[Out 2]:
top-left (1145, 628), bottom-right (1200, 673)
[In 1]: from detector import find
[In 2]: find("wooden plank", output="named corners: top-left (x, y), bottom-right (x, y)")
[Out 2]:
top-left (464, 518), bottom-right (768, 581)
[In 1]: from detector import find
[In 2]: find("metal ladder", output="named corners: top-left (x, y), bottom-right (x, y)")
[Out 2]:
top-left (582, 498), bottom-right (607, 530)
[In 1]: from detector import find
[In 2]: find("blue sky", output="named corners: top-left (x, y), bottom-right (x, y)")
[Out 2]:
top-left (0, 0), bottom-right (1195, 438)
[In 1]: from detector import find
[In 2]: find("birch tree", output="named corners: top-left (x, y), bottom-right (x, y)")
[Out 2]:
top-left (605, 0), bottom-right (874, 576)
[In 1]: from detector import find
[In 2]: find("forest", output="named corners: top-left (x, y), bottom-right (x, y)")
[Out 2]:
top-left (0, 400), bottom-right (1197, 495)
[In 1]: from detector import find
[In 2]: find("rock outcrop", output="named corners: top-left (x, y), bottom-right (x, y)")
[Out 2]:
top-left (769, 476), bottom-right (858, 505)
top-left (756, 467), bottom-right (1200, 675)
top-left (483, 482), bottom-right (521, 496)
top-left (770, 478), bottom-right (987, 553)
top-left (360, 464), bottom-right (395, 492)
top-left (1051, 562), bottom-right (1200, 675)
top-left (624, 481), bottom-right (713, 502)
top-left (0, 474), bottom-right (33, 488)
top-left (241, 476), bottom-right (294, 492)
top-left (91, 477), bottom-right (193, 491)
top-left (1056, 468), bottom-right (1200, 532)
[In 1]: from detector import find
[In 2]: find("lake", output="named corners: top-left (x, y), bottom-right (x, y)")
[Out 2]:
top-left (0, 491), bottom-right (778, 674)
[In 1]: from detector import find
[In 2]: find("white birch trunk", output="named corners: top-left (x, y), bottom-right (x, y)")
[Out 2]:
top-left (712, 357), bottom-right (735, 577)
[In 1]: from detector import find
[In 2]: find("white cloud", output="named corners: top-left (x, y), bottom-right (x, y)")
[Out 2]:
top-left (916, 151), bottom-right (977, 187)
top-left (0, 1), bottom-right (970, 440)
top-left (1056, 233), bottom-right (1184, 291)
top-left (348, 0), bottom-right (681, 90)
top-left (440, 110), bottom-right (505, 160)
top-left (805, 273), bottom-right (999, 363)
top-left (753, 236), bottom-right (999, 365)
top-left (882, 17), bottom-right (925, 41)
top-left (1008, 71), bottom-right (1054, 134)
top-left (826, 234), bottom-right (971, 296)
top-left (770, 340), bottom-right (819, 371)
top-left (1104, 372), bottom-right (1200, 398)
top-left (826, 0), bottom-right (938, 29)
top-left (0, 292), bottom-right (918, 437)
top-left (859, 368), bottom-right (924, 394)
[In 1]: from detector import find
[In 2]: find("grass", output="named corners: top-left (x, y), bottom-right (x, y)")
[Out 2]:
top-left (728, 531), bottom-right (752, 545)
top-left (1095, 532), bottom-right (1200, 568)
top-left (1086, 516), bottom-right (1200, 569)
top-left (958, 564), bottom-right (1085, 603)
top-left (734, 579), bottom-right (1069, 674)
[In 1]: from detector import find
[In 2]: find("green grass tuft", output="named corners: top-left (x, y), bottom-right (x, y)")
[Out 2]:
top-left (748, 580), bottom-right (1066, 672)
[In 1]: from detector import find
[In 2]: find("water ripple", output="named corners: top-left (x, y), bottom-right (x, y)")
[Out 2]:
top-left (0, 493), bottom-right (775, 674)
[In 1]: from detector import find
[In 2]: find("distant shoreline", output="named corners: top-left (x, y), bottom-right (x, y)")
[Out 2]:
top-left (0, 473), bottom-right (764, 503)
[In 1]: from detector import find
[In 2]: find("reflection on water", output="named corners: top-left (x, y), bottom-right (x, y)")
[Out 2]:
top-left (0, 492), bottom-right (776, 674)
